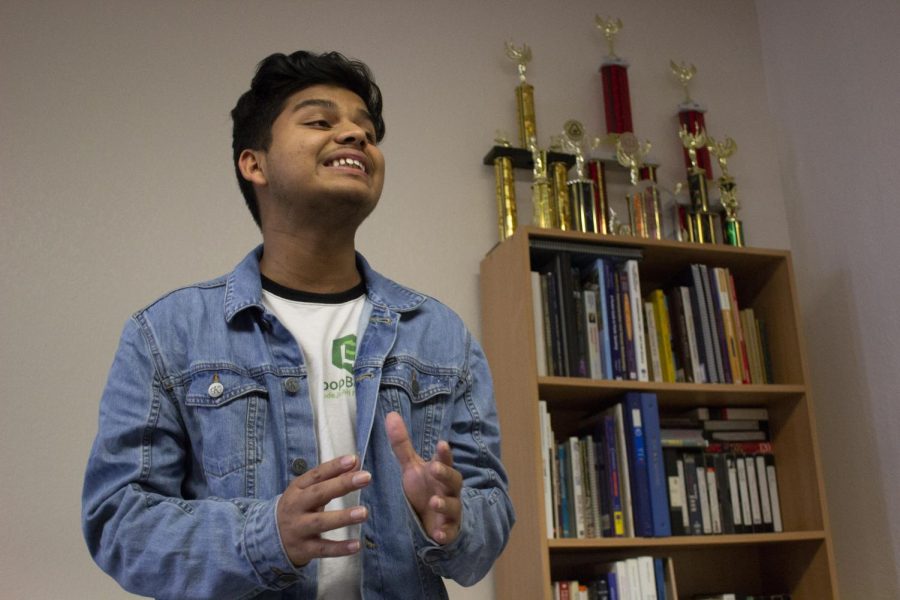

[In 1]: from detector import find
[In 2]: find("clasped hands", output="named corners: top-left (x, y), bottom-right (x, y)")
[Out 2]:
top-left (276, 411), bottom-right (462, 567)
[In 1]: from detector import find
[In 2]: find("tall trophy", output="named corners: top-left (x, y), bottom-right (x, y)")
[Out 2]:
top-left (679, 124), bottom-right (717, 243)
top-left (596, 17), bottom-right (633, 137)
top-left (528, 136), bottom-right (556, 229)
top-left (708, 135), bottom-right (744, 246)
top-left (506, 42), bottom-right (538, 148)
top-left (558, 120), bottom-right (599, 233)
top-left (639, 164), bottom-right (663, 240)
top-left (615, 132), bottom-right (652, 238)
top-left (671, 60), bottom-right (714, 180)
top-left (492, 132), bottom-right (517, 241)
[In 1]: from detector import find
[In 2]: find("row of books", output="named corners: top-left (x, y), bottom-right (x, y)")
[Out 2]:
top-left (553, 555), bottom-right (674, 600)
top-left (539, 393), bottom-right (782, 539)
top-left (694, 595), bottom-right (792, 600)
top-left (530, 251), bottom-right (772, 384)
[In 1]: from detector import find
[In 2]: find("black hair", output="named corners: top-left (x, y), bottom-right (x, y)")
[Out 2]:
top-left (230, 50), bottom-right (385, 227)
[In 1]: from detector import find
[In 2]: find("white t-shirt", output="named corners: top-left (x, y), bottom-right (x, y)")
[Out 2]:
top-left (261, 275), bottom-right (367, 600)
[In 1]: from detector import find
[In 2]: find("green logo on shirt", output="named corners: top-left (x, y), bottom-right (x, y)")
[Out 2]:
top-left (331, 334), bottom-right (357, 373)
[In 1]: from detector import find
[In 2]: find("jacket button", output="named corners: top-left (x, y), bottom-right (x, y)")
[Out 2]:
top-left (291, 458), bottom-right (308, 476)
top-left (410, 373), bottom-right (419, 396)
top-left (283, 377), bottom-right (300, 394)
top-left (207, 382), bottom-right (224, 398)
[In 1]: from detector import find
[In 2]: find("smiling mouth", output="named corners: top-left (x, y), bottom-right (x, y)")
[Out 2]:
top-left (324, 157), bottom-right (367, 173)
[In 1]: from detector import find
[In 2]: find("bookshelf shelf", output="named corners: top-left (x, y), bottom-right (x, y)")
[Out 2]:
top-left (479, 227), bottom-right (837, 599)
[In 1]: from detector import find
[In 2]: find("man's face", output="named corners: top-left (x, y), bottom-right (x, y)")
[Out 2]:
top-left (251, 84), bottom-right (385, 229)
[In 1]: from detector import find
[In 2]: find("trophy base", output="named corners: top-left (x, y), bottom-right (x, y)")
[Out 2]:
top-left (724, 219), bottom-right (745, 247)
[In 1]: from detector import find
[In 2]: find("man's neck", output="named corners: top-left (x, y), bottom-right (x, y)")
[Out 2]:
top-left (259, 228), bottom-right (361, 294)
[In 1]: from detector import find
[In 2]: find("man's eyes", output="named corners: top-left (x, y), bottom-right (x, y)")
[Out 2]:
top-left (305, 119), bottom-right (332, 128)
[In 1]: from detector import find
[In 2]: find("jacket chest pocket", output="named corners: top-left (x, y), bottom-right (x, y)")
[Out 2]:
top-left (184, 369), bottom-right (268, 482)
top-left (379, 361), bottom-right (455, 460)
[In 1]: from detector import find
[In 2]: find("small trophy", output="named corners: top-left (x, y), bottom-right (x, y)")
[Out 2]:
top-left (708, 135), bottom-right (744, 246)
top-left (506, 42), bottom-right (538, 148)
top-left (615, 132), bottom-right (653, 238)
top-left (492, 131), bottom-right (517, 241)
top-left (671, 60), bottom-right (714, 180)
top-left (528, 136), bottom-right (555, 229)
top-left (558, 120), bottom-right (599, 234)
top-left (596, 16), bottom-right (633, 137)
top-left (679, 124), bottom-right (717, 243)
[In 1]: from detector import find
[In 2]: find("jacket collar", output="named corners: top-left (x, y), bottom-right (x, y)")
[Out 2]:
top-left (224, 245), bottom-right (426, 322)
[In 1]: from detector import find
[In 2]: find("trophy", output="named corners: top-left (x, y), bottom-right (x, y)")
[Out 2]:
top-left (615, 132), bottom-right (653, 238)
top-left (671, 60), bottom-right (714, 180)
top-left (596, 16), bottom-right (633, 137)
top-left (492, 131), bottom-right (517, 241)
top-left (708, 135), bottom-right (744, 246)
top-left (547, 135), bottom-right (571, 230)
top-left (528, 136), bottom-right (555, 229)
top-left (639, 164), bottom-right (663, 240)
top-left (679, 124), bottom-right (717, 243)
top-left (506, 42), bottom-right (538, 148)
top-left (558, 120), bottom-right (599, 234)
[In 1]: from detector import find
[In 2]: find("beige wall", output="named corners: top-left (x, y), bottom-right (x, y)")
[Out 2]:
top-left (1, 0), bottom-right (862, 597)
top-left (757, 1), bottom-right (900, 597)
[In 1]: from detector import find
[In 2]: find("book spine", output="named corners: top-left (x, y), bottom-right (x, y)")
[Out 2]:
top-left (727, 271), bottom-right (752, 384)
top-left (666, 287), bottom-right (692, 382)
top-left (605, 260), bottom-right (625, 379)
top-left (558, 443), bottom-right (571, 537)
top-left (612, 404), bottom-right (635, 537)
top-left (663, 448), bottom-right (687, 536)
top-left (545, 272), bottom-right (565, 376)
top-left (700, 264), bottom-right (729, 382)
top-left (603, 414), bottom-right (625, 537)
top-left (766, 455), bottom-right (783, 532)
top-left (755, 454), bottom-right (774, 532)
top-left (539, 401), bottom-right (554, 538)
top-left (680, 286), bottom-right (706, 383)
top-left (637, 556), bottom-right (658, 600)
top-left (714, 267), bottom-right (742, 384)
top-left (625, 260), bottom-right (649, 381)
top-left (568, 437), bottom-right (586, 538)
top-left (650, 290), bottom-right (677, 382)
top-left (583, 289), bottom-right (603, 379)
top-left (532, 272), bottom-right (549, 377)
top-left (644, 301), bottom-right (663, 382)
top-left (618, 269), bottom-right (638, 380)
top-left (726, 454), bottom-right (748, 534)
top-left (595, 259), bottom-right (614, 379)
top-left (744, 455), bottom-right (763, 531)
top-left (641, 393), bottom-right (672, 536)
top-left (681, 451), bottom-right (704, 535)
top-left (690, 264), bottom-right (717, 383)
top-left (695, 456), bottom-right (713, 534)
top-left (623, 393), bottom-right (653, 537)
top-left (704, 456), bottom-right (723, 534)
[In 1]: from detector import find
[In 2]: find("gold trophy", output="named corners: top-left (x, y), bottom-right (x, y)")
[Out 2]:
top-left (670, 60), bottom-right (697, 104)
top-left (506, 42), bottom-right (538, 148)
top-left (595, 16), bottom-right (623, 59)
top-left (615, 132), bottom-right (652, 238)
top-left (492, 131), bottom-right (517, 241)
top-left (558, 120), bottom-right (599, 233)
top-left (528, 135), bottom-right (555, 229)
top-left (679, 124), bottom-right (717, 243)
top-left (708, 135), bottom-right (744, 246)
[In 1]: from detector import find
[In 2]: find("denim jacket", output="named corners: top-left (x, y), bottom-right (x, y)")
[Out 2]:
top-left (82, 247), bottom-right (514, 600)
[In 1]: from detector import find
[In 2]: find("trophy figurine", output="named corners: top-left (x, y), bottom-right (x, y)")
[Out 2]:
top-left (505, 42), bottom-right (538, 148)
top-left (670, 60), bottom-right (697, 104)
top-left (671, 59), bottom-right (714, 181)
top-left (558, 119), bottom-right (599, 234)
top-left (492, 131), bottom-right (517, 241)
top-left (708, 135), bottom-right (744, 246)
top-left (596, 16), bottom-right (623, 58)
top-left (615, 132), bottom-right (652, 238)
top-left (679, 124), bottom-right (717, 243)
top-left (528, 136), bottom-right (555, 229)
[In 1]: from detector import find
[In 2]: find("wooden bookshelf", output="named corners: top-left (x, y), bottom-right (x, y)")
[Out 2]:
top-left (479, 226), bottom-right (837, 599)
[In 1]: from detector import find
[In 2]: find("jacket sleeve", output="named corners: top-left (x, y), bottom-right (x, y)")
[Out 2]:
top-left (411, 334), bottom-right (516, 586)
top-left (81, 317), bottom-right (304, 599)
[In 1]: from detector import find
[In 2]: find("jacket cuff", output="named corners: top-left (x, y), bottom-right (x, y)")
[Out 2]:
top-left (412, 487), bottom-right (480, 569)
top-left (242, 494), bottom-right (308, 590)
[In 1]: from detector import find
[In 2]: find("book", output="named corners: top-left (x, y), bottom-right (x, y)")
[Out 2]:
top-left (666, 287), bottom-right (692, 382)
top-left (681, 451), bottom-right (704, 535)
top-left (538, 401), bottom-right (555, 538)
top-left (713, 267), bottom-right (742, 384)
top-left (688, 264), bottom-right (717, 383)
top-left (744, 455), bottom-right (763, 531)
top-left (755, 454), bottom-right (774, 533)
top-left (623, 393), bottom-right (653, 537)
top-left (704, 456), bottom-right (723, 534)
top-left (663, 448), bottom-right (688, 536)
top-left (644, 301), bottom-right (663, 382)
top-left (531, 272), bottom-right (549, 377)
top-left (695, 455), bottom-right (713, 534)
top-left (625, 259), bottom-right (649, 382)
top-left (641, 393), bottom-right (672, 536)
top-left (606, 260), bottom-right (626, 379)
top-left (766, 456), bottom-right (784, 533)
top-left (568, 436), bottom-right (587, 538)
top-left (593, 259), bottom-right (615, 379)
top-left (583, 288), bottom-right (604, 379)
top-left (649, 289), bottom-right (677, 382)
top-left (704, 265), bottom-right (732, 383)
top-left (726, 271), bottom-right (752, 384)
top-left (558, 443), bottom-right (571, 537)
top-left (637, 555), bottom-right (658, 600)
top-left (601, 414), bottom-right (625, 537)
top-left (607, 404), bottom-right (634, 536)
top-left (618, 269), bottom-right (638, 380)
top-left (680, 286), bottom-right (706, 383)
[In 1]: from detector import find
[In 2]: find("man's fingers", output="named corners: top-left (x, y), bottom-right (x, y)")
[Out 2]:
top-left (295, 454), bottom-right (358, 490)
top-left (385, 411), bottom-right (418, 466)
top-left (429, 494), bottom-right (461, 519)
top-left (434, 440), bottom-right (454, 467)
top-left (285, 463), bottom-right (372, 512)
top-left (428, 460), bottom-right (463, 495)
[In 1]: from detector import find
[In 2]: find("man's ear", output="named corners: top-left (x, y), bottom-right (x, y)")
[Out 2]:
top-left (238, 149), bottom-right (268, 187)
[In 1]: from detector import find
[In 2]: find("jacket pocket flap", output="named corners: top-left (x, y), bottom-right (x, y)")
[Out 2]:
top-left (380, 361), bottom-right (453, 403)
top-left (185, 370), bottom-right (267, 407)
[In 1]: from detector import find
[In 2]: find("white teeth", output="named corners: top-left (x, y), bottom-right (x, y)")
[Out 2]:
top-left (330, 157), bottom-right (366, 173)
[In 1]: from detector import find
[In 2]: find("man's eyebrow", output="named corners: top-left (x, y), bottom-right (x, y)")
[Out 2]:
top-left (290, 98), bottom-right (337, 113)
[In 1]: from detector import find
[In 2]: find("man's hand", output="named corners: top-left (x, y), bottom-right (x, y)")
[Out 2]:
top-left (385, 411), bottom-right (463, 545)
top-left (276, 454), bottom-right (371, 567)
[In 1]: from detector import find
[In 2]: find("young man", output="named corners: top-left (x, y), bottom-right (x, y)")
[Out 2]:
top-left (82, 51), bottom-right (514, 599)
